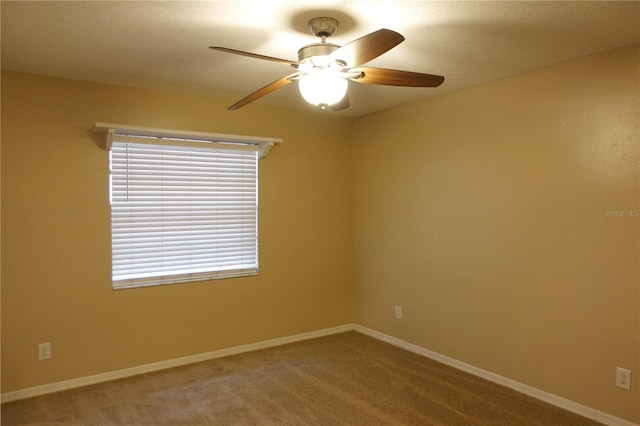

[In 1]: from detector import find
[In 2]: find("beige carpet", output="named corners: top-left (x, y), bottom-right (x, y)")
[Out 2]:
top-left (2, 331), bottom-right (602, 425)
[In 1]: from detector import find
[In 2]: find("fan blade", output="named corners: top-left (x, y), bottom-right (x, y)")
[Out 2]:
top-left (349, 67), bottom-right (444, 87)
top-left (210, 46), bottom-right (297, 67)
top-left (331, 29), bottom-right (405, 67)
top-left (228, 73), bottom-right (300, 110)
top-left (330, 94), bottom-right (350, 112)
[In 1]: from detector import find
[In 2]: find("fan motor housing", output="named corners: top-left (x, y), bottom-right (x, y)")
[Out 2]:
top-left (297, 43), bottom-right (340, 63)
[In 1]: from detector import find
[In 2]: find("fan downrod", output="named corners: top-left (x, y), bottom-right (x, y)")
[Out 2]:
top-left (298, 17), bottom-right (342, 63)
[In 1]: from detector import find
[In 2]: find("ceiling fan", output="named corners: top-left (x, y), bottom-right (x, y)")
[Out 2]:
top-left (209, 17), bottom-right (444, 111)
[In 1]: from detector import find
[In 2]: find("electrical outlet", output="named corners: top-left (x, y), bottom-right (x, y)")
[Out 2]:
top-left (38, 342), bottom-right (51, 360)
top-left (395, 305), bottom-right (402, 319)
top-left (616, 367), bottom-right (631, 390)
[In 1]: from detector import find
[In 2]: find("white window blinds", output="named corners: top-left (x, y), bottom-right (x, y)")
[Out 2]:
top-left (109, 138), bottom-right (259, 289)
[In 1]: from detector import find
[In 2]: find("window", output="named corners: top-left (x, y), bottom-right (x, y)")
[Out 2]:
top-left (94, 123), bottom-right (281, 289)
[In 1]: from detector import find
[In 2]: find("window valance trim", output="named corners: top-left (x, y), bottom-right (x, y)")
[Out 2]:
top-left (92, 122), bottom-right (282, 158)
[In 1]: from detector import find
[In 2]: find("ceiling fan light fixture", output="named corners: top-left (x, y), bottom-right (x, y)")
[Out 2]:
top-left (212, 18), bottom-right (444, 111)
top-left (298, 70), bottom-right (348, 108)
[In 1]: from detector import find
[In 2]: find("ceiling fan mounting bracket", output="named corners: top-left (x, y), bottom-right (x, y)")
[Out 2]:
top-left (308, 17), bottom-right (339, 38)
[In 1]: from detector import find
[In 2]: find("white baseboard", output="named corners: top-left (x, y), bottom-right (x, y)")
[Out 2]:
top-left (1, 324), bottom-right (354, 404)
top-left (3, 323), bottom-right (637, 426)
top-left (354, 324), bottom-right (638, 426)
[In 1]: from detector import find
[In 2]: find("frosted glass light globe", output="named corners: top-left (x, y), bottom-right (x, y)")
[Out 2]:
top-left (298, 70), bottom-right (348, 107)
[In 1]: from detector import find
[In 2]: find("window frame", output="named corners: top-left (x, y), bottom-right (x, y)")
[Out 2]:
top-left (93, 123), bottom-right (282, 290)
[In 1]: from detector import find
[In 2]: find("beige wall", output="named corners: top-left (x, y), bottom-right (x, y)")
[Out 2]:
top-left (2, 45), bottom-right (639, 423)
top-left (353, 45), bottom-right (639, 422)
top-left (1, 71), bottom-right (354, 391)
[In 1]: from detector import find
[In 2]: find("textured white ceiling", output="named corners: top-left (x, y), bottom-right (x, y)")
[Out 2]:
top-left (2, 1), bottom-right (639, 117)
